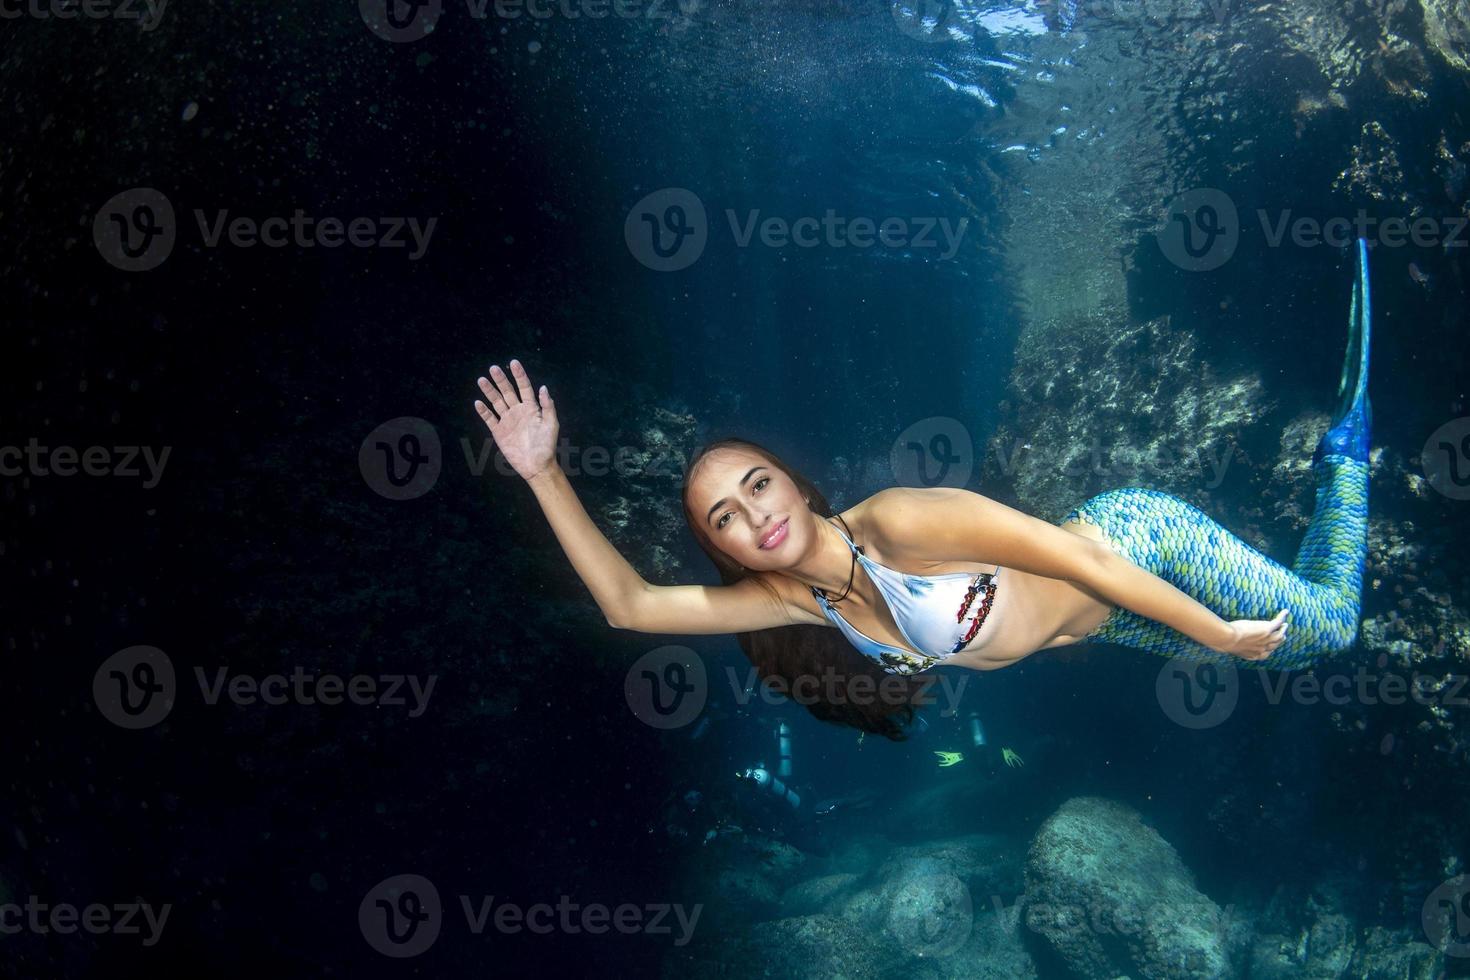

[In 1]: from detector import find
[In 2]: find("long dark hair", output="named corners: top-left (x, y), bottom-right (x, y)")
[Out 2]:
top-left (681, 437), bottom-right (927, 741)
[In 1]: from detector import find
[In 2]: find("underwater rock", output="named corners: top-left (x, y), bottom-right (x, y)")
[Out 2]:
top-left (840, 834), bottom-right (1023, 963)
top-left (1241, 869), bottom-right (1452, 980)
top-left (948, 898), bottom-right (1041, 980)
top-left (1247, 930), bottom-right (1327, 980)
top-left (877, 868), bottom-right (975, 960)
top-left (1350, 925), bottom-right (1445, 979)
top-left (715, 833), bottom-right (1042, 975)
top-left (1305, 911), bottom-right (1356, 977)
top-left (837, 861), bottom-right (998, 966)
top-left (870, 834), bottom-right (1023, 900)
top-left (745, 835), bottom-right (808, 883)
top-left (824, 832), bottom-right (887, 879)
top-left (1379, 812), bottom-right (1463, 927)
top-left (661, 912), bottom-right (895, 980)
top-left (593, 400), bottom-right (700, 581)
top-left (710, 866), bottom-right (781, 923)
top-left (986, 306), bottom-right (1268, 522)
top-left (1260, 0), bottom-right (1432, 99)
top-left (1267, 410), bottom-right (1334, 532)
top-left (1434, 133), bottom-right (1470, 203)
top-left (1249, 918), bottom-right (1444, 979)
top-left (1021, 796), bottom-right (1233, 980)
top-left (1334, 121), bottom-right (1410, 205)
top-left (778, 872), bottom-right (861, 918)
top-left (881, 880), bottom-right (1041, 980)
top-left (670, 832), bottom-right (810, 928)
top-left (1421, 0), bottom-right (1470, 73)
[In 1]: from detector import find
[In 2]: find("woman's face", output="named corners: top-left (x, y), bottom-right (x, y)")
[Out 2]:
top-left (690, 449), bottom-right (815, 570)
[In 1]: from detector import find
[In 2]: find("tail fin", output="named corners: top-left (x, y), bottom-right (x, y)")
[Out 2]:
top-left (1314, 239), bottom-right (1373, 465)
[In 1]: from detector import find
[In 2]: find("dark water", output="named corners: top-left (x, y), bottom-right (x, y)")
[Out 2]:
top-left (3, 0), bottom-right (1470, 977)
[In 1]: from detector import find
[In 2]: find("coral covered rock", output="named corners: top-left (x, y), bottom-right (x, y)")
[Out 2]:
top-left (1021, 796), bottom-right (1233, 979)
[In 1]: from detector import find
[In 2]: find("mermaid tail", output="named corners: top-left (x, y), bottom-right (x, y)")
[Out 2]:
top-left (1313, 238), bottom-right (1373, 466)
top-left (1064, 242), bottom-right (1372, 669)
top-left (1291, 239), bottom-right (1371, 628)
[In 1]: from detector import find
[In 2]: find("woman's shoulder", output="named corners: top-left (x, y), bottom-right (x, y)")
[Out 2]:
top-left (854, 486), bottom-right (977, 547)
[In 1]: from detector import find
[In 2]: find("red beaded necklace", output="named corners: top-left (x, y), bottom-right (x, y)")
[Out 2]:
top-left (953, 571), bottom-right (999, 650)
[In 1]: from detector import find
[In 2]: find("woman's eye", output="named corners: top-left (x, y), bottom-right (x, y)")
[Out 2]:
top-left (715, 477), bottom-right (769, 530)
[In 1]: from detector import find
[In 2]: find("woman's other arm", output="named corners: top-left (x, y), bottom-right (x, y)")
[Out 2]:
top-left (870, 487), bottom-right (1286, 660)
top-left (524, 465), bottom-right (810, 632)
top-left (477, 360), bottom-right (814, 634)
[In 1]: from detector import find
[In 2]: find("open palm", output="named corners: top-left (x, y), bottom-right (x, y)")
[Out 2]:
top-left (473, 359), bottom-right (558, 482)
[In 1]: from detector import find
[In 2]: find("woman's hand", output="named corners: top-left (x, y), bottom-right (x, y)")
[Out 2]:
top-left (1217, 609), bottom-right (1290, 661)
top-left (474, 359), bottom-right (558, 482)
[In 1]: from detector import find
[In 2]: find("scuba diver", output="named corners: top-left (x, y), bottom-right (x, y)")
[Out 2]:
top-left (731, 720), bottom-right (826, 848)
top-left (735, 721), bottom-right (802, 813)
top-left (959, 711), bottom-right (1026, 779)
top-left (474, 240), bottom-right (1373, 742)
top-left (648, 787), bottom-right (745, 848)
top-left (731, 719), bottom-right (886, 853)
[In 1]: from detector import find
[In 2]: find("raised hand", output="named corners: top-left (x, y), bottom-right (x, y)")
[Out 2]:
top-left (473, 359), bottom-right (558, 482)
top-left (1219, 609), bottom-right (1290, 661)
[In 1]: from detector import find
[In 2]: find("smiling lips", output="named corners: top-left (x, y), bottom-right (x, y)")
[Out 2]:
top-left (759, 517), bottom-right (790, 549)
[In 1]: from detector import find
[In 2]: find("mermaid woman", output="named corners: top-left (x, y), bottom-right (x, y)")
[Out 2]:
top-left (472, 240), bottom-right (1372, 738)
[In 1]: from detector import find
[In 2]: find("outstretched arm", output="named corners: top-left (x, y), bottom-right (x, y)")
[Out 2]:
top-left (869, 487), bottom-right (1286, 660)
top-left (475, 360), bottom-right (811, 635)
top-left (522, 464), bottom-right (807, 633)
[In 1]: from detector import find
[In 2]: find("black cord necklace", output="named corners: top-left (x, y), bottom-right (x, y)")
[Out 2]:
top-left (817, 514), bottom-right (862, 604)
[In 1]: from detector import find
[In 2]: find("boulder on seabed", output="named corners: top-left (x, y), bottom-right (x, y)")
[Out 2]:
top-left (1021, 796), bottom-right (1233, 980)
